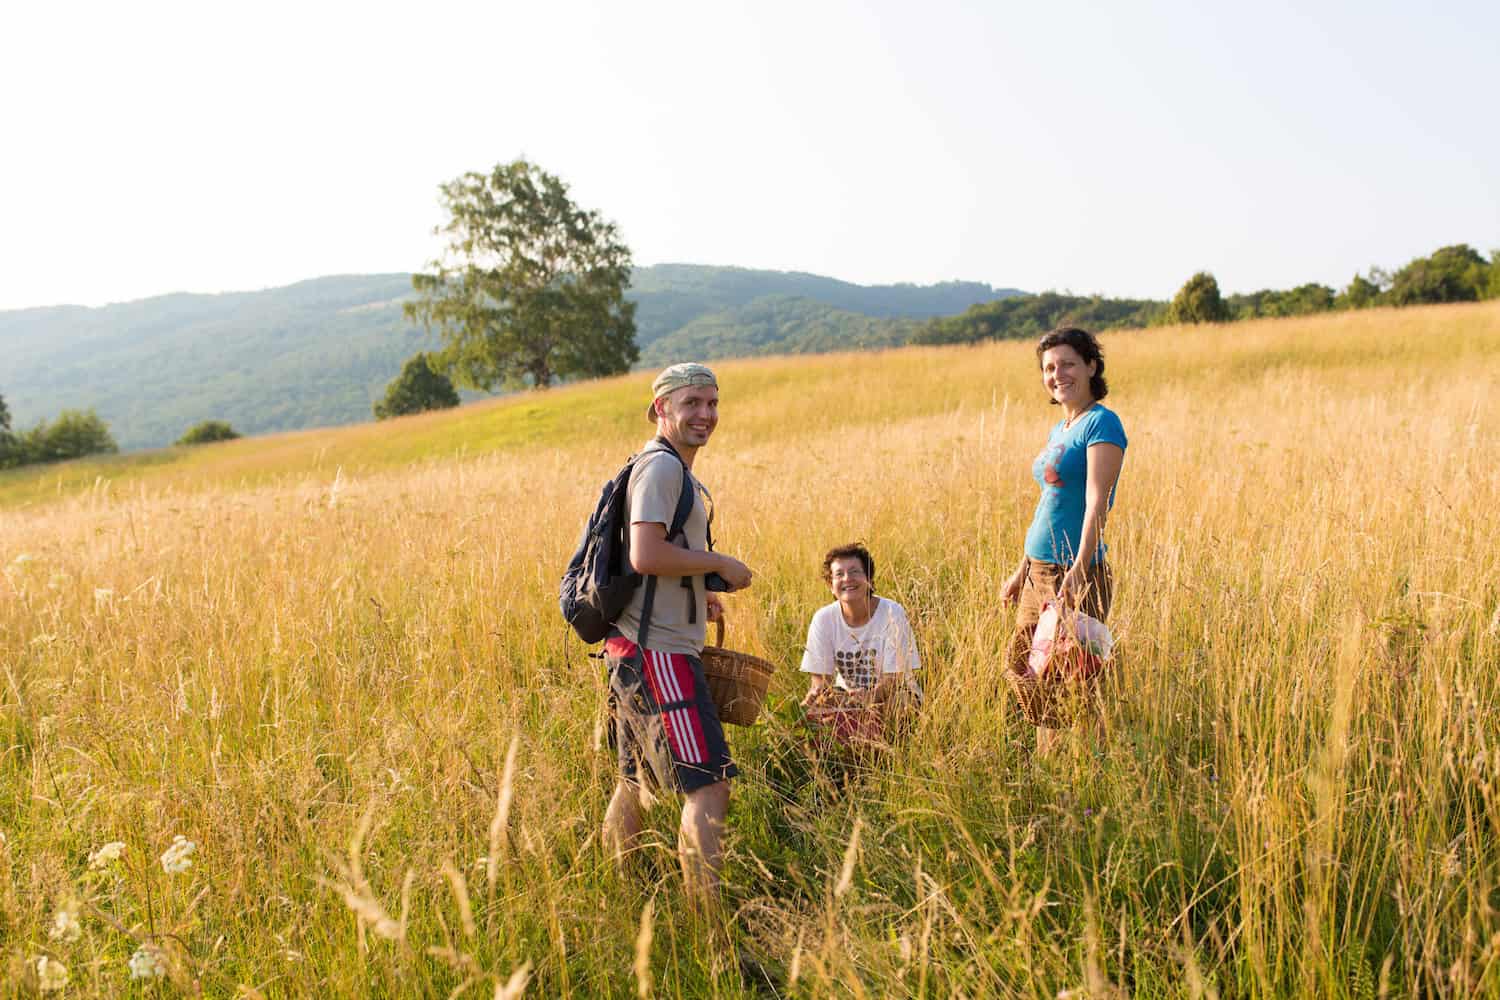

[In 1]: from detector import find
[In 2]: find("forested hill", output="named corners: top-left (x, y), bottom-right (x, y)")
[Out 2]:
top-left (630, 264), bottom-right (1016, 347)
top-left (0, 266), bottom-right (1019, 450)
top-left (0, 275), bottom-right (422, 453)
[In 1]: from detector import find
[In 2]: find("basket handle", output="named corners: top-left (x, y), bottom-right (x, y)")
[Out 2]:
top-left (712, 619), bottom-right (725, 649)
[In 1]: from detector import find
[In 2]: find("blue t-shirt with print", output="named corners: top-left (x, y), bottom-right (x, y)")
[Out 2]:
top-left (1023, 404), bottom-right (1127, 566)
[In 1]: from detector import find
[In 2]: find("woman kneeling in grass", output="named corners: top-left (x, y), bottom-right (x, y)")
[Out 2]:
top-left (800, 543), bottom-right (922, 730)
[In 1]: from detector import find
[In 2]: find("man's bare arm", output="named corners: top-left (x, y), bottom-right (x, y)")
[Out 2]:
top-left (629, 522), bottom-right (753, 589)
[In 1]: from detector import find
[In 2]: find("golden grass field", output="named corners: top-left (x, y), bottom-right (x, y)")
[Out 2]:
top-left (3, 301), bottom-right (1499, 997)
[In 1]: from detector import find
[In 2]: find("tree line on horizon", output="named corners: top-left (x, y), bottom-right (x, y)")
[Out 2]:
top-left (914, 243), bottom-right (1500, 345)
top-left (385, 220), bottom-right (1500, 422)
top-left (0, 394), bottom-right (247, 471)
top-left (400, 160), bottom-right (1499, 398)
top-left (6, 152), bottom-right (1497, 457)
top-left (0, 399), bottom-right (118, 469)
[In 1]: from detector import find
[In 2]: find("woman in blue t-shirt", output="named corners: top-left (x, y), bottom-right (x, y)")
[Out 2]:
top-left (1001, 326), bottom-right (1127, 752)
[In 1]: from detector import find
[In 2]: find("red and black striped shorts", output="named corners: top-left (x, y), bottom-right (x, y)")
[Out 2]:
top-left (605, 635), bottom-right (737, 793)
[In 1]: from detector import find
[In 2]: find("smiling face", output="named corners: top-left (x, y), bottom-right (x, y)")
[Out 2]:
top-left (827, 555), bottom-right (872, 605)
top-left (655, 383), bottom-right (719, 449)
top-left (1040, 344), bottom-right (1098, 409)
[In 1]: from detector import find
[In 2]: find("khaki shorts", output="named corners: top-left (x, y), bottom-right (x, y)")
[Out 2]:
top-left (1005, 560), bottom-right (1114, 728)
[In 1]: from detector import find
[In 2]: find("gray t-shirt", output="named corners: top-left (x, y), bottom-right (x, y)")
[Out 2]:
top-left (613, 445), bottom-right (712, 656)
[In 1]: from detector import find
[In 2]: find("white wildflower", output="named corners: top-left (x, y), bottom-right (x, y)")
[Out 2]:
top-left (36, 955), bottom-right (69, 992)
top-left (160, 834), bottom-right (196, 874)
top-left (48, 901), bottom-right (82, 943)
top-left (88, 841), bottom-right (127, 869)
top-left (10, 553), bottom-right (34, 568)
top-left (129, 943), bottom-right (167, 980)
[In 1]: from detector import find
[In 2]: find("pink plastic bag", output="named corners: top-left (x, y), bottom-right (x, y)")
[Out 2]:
top-left (804, 688), bottom-right (886, 748)
top-left (1026, 601), bottom-right (1115, 681)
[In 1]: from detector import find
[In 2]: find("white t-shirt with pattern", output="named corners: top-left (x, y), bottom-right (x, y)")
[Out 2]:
top-left (799, 598), bottom-right (922, 698)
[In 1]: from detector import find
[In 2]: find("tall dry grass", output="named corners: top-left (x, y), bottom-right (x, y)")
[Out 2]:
top-left (2, 302), bottom-right (1499, 997)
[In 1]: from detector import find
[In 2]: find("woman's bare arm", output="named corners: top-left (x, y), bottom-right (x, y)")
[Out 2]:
top-left (1060, 442), bottom-right (1124, 603)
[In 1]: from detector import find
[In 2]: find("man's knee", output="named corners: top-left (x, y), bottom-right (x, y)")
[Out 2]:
top-left (685, 779), bottom-right (729, 815)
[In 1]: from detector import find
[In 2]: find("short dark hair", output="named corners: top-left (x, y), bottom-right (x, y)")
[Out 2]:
top-left (1035, 326), bottom-right (1109, 403)
top-left (821, 543), bottom-right (875, 586)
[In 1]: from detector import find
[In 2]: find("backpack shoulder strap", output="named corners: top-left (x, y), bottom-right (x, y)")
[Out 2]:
top-left (643, 436), bottom-right (695, 543)
top-left (667, 462), bottom-right (693, 541)
top-left (636, 437), bottom-right (702, 644)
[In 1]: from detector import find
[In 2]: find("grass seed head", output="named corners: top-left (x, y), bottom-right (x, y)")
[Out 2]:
top-left (633, 897), bottom-right (655, 999)
top-left (494, 961), bottom-right (532, 1000)
top-left (835, 817), bottom-right (863, 898)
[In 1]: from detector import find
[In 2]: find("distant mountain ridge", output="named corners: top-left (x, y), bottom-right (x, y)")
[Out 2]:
top-left (0, 265), bottom-right (1021, 449)
top-left (630, 264), bottom-right (1016, 346)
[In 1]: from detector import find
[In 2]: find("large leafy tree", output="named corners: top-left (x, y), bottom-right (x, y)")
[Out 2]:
top-left (374, 352), bottom-right (461, 420)
top-left (22, 409), bottom-right (118, 464)
top-left (404, 160), bottom-right (638, 390)
top-left (1168, 271), bottom-right (1231, 324)
top-left (1386, 244), bottom-right (1488, 306)
top-left (0, 404), bottom-right (118, 468)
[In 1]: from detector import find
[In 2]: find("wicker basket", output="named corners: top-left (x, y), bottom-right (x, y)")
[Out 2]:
top-left (1007, 668), bottom-right (1100, 729)
top-left (700, 621), bottom-right (775, 726)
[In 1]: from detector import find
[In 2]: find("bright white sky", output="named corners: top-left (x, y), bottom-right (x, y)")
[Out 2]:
top-left (2, 0), bottom-right (1496, 310)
